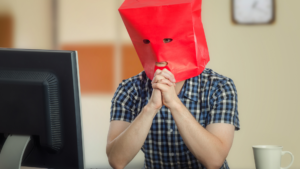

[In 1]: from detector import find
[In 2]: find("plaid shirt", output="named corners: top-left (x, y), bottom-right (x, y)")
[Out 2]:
top-left (110, 68), bottom-right (240, 169)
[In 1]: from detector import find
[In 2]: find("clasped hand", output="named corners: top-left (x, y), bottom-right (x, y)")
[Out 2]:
top-left (148, 69), bottom-right (180, 110)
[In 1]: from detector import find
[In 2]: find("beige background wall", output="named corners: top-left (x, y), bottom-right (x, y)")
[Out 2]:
top-left (0, 0), bottom-right (52, 49)
top-left (0, 0), bottom-right (299, 168)
top-left (202, 0), bottom-right (300, 168)
top-left (58, 0), bottom-right (117, 44)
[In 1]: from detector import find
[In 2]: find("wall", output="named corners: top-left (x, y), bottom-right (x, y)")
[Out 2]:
top-left (58, 0), bottom-right (143, 94)
top-left (0, 0), bottom-right (52, 49)
top-left (58, 0), bottom-right (117, 44)
top-left (58, 1), bottom-right (145, 168)
top-left (202, 0), bottom-right (300, 168)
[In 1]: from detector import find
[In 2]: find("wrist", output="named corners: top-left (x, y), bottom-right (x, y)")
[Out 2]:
top-left (144, 103), bottom-right (160, 116)
top-left (168, 97), bottom-right (183, 112)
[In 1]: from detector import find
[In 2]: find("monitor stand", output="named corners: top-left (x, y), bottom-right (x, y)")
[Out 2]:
top-left (0, 135), bottom-right (31, 169)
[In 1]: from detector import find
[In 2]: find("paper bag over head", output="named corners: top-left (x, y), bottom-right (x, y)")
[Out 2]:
top-left (119, 0), bottom-right (209, 82)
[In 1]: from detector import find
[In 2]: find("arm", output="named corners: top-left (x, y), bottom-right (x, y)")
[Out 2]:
top-left (106, 104), bottom-right (157, 169)
top-left (107, 74), bottom-right (167, 169)
top-left (169, 102), bottom-right (235, 169)
top-left (152, 69), bottom-right (238, 169)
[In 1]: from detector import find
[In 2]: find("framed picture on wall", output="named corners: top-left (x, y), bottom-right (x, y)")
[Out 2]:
top-left (231, 0), bottom-right (276, 25)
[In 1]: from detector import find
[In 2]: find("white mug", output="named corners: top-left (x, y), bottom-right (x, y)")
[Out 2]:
top-left (253, 145), bottom-right (294, 169)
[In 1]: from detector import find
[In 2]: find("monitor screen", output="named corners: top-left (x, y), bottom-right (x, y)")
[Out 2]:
top-left (0, 48), bottom-right (84, 169)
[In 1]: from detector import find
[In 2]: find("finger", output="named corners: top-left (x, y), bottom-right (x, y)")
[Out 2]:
top-left (152, 76), bottom-right (175, 87)
top-left (157, 79), bottom-right (175, 87)
top-left (152, 82), bottom-right (169, 92)
top-left (162, 69), bottom-right (176, 82)
top-left (152, 74), bottom-right (166, 84)
top-left (153, 69), bottom-right (162, 77)
top-left (160, 69), bottom-right (176, 83)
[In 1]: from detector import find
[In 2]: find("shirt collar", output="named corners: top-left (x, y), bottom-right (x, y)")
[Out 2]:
top-left (183, 74), bottom-right (201, 102)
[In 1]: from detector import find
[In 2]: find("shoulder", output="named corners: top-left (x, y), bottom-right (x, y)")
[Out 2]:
top-left (201, 69), bottom-right (240, 130)
top-left (200, 68), bottom-right (236, 90)
top-left (198, 68), bottom-right (237, 101)
top-left (112, 71), bottom-right (148, 102)
top-left (201, 68), bottom-right (234, 83)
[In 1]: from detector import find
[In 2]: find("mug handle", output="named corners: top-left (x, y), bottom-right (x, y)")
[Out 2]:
top-left (281, 151), bottom-right (294, 169)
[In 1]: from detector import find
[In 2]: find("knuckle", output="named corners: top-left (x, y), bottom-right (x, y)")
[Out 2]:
top-left (157, 75), bottom-right (164, 80)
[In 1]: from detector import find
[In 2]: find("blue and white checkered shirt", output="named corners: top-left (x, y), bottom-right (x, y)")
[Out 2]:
top-left (110, 68), bottom-right (240, 169)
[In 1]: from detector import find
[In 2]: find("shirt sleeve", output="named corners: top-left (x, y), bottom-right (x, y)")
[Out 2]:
top-left (110, 82), bottom-right (137, 123)
top-left (208, 78), bottom-right (240, 130)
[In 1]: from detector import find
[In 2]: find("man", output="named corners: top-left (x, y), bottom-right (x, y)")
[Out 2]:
top-left (106, 0), bottom-right (240, 168)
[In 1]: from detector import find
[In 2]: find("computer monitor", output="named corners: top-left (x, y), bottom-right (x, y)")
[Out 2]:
top-left (0, 48), bottom-right (84, 169)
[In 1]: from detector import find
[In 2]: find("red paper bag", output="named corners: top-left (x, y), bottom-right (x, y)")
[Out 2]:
top-left (119, 0), bottom-right (209, 82)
